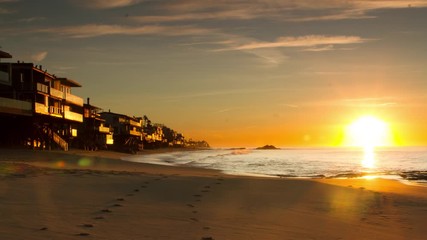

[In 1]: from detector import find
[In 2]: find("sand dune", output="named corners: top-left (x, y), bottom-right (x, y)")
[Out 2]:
top-left (0, 149), bottom-right (426, 240)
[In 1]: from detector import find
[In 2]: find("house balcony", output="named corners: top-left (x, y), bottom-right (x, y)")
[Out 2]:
top-left (64, 109), bottom-right (83, 122)
top-left (34, 102), bottom-right (49, 115)
top-left (129, 119), bottom-right (142, 127)
top-left (36, 83), bottom-right (49, 94)
top-left (0, 97), bottom-right (32, 116)
top-left (49, 106), bottom-right (63, 118)
top-left (99, 124), bottom-right (111, 133)
top-left (129, 129), bottom-right (142, 137)
top-left (50, 88), bottom-right (64, 99)
top-left (65, 93), bottom-right (83, 106)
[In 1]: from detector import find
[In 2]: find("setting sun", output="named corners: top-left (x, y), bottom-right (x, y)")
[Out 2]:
top-left (345, 116), bottom-right (392, 148)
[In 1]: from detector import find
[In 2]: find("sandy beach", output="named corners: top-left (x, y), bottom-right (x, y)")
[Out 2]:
top-left (1, 148), bottom-right (426, 240)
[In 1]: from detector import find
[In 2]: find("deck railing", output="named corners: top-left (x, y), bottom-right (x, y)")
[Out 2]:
top-left (34, 102), bottom-right (49, 115)
top-left (99, 124), bottom-right (111, 133)
top-left (36, 83), bottom-right (49, 94)
top-left (50, 88), bottom-right (64, 99)
top-left (64, 110), bottom-right (83, 122)
top-left (65, 92), bottom-right (83, 106)
top-left (0, 97), bottom-right (32, 116)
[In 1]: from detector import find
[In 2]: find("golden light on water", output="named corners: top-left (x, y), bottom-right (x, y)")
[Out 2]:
top-left (344, 115), bottom-right (392, 169)
top-left (362, 146), bottom-right (375, 169)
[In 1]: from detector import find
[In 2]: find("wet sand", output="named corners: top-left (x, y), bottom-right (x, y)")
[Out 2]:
top-left (1, 148), bottom-right (426, 240)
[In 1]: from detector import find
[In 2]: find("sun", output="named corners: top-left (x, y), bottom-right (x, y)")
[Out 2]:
top-left (345, 115), bottom-right (392, 148)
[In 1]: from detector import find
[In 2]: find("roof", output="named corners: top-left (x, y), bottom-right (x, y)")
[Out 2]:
top-left (84, 103), bottom-right (102, 110)
top-left (0, 50), bottom-right (12, 58)
top-left (100, 111), bottom-right (139, 121)
top-left (56, 77), bottom-right (82, 87)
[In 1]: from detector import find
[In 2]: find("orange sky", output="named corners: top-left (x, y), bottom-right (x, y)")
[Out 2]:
top-left (2, 0), bottom-right (427, 147)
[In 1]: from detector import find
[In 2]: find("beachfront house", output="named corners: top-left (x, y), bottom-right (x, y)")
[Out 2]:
top-left (0, 52), bottom-right (84, 150)
top-left (100, 111), bottom-right (143, 153)
top-left (78, 98), bottom-right (114, 150)
top-left (142, 117), bottom-right (165, 149)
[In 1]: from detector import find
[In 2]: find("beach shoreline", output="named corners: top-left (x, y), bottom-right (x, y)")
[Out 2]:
top-left (1, 148), bottom-right (427, 240)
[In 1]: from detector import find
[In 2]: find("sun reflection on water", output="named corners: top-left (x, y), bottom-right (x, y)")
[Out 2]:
top-left (362, 146), bottom-right (376, 169)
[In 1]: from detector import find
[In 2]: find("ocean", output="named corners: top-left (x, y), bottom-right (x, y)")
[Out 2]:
top-left (123, 147), bottom-right (427, 183)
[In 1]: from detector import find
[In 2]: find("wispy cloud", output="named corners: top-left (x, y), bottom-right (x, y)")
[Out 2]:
top-left (72, 0), bottom-right (143, 9)
top-left (37, 24), bottom-right (215, 38)
top-left (221, 35), bottom-right (369, 51)
top-left (0, 0), bottom-right (19, 3)
top-left (128, 0), bottom-right (427, 24)
top-left (214, 108), bottom-right (235, 114)
top-left (18, 17), bottom-right (45, 22)
top-left (0, 8), bottom-right (10, 14)
top-left (303, 45), bottom-right (335, 52)
top-left (131, 8), bottom-right (260, 23)
top-left (340, 97), bottom-right (399, 107)
top-left (293, 97), bottom-right (401, 109)
top-left (158, 87), bottom-right (290, 102)
top-left (280, 104), bottom-right (299, 108)
top-left (31, 51), bottom-right (48, 62)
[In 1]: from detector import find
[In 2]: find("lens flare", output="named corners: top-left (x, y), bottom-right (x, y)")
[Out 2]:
top-left (78, 158), bottom-right (93, 167)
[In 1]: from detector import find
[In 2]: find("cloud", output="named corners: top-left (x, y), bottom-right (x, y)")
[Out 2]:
top-left (223, 35), bottom-right (369, 51)
top-left (18, 17), bottom-right (45, 22)
top-left (303, 45), bottom-right (335, 52)
top-left (300, 97), bottom-right (400, 108)
top-left (31, 51), bottom-right (48, 62)
top-left (280, 104), bottom-right (299, 108)
top-left (158, 87), bottom-right (289, 102)
top-left (0, 8), bottom-right (10, 14)
top-left (214, 108), bottom-right (235, 114)
top-left (37, 24), bottom-right (215, 38)
top-left (341, 97), bottom-right (398, 107)
top-left (128, 0), bottom-right (427, 24)
top-left (131, 8), bottom-right (261, 23)
top-left (72, 0), bottom-right (143, 9)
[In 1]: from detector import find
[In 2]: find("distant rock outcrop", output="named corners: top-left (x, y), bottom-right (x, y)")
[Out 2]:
top-left (256, 145), bottom-right (279, 150)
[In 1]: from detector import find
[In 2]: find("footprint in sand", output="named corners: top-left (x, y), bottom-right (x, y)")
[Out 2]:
top-left (80, 224), bottom-right (94, 228)
top-left (116, 198), bottom-right (125, 201)
top-left (112, 203), bottom-right (123, 207)
top-left (39, 227), bottom-right (48, 231)
top-left (190, 217), bottom-right (199, 222)
top-left (201, 237), bottom-right (214, 240)
top-left (101, 209), bottom-right (112, 213)
top-left (93, 216), bottom-right (105, 220)
top-left (76, 232), bottom-right (90, 236)
top-left (187, 204), bottom-right (195, 208)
